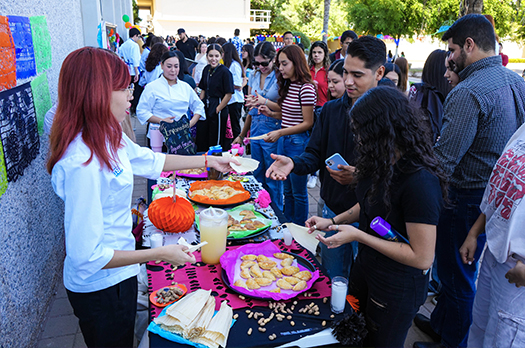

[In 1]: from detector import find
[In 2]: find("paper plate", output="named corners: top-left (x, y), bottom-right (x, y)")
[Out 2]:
top-left (230, 158), bottom-right (259, 174)
top-left (149, 284), bottom-right (188, 307)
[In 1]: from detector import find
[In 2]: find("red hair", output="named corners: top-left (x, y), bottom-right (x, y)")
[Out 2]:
top-left (47, 47), bottom-right (130, 173)
top-left (276, 45), bottom-right (313, 106)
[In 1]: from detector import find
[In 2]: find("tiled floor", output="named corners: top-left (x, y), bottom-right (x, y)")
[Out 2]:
top-left (37, 115), bottom-right (435, 347)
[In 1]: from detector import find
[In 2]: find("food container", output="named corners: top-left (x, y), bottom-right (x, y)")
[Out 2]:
top-left (199, 207), bottom-right (228, 264)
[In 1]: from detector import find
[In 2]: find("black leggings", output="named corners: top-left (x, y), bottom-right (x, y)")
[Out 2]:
top-left (67, 276), bottom-right (138, 347)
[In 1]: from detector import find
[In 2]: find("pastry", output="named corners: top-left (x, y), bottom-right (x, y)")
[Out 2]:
top-left (241, 254), bottom-right (257, 261)
top-left (276, 279), bottom-right (293, 290)
top-left (240, 260), bottom-right (256, 269)
top-left (240, 217), bottom-right (255, 224)
top-left (254, 277), bottom-right (273, 287)
top-left (281, 266), bottom-right (300, 276)
top-left (258, 261), bottom-right (277, 270)
top-left (228, 224), bottom-right (247, 231)
top-left (233, 279), bottom-right (249, 289)
top-left (281, 258), bottom-right (293, 267)
top-left (293, 280), bottom-right (307, 291)
top-left (239, 210), bottom-right (254, 216)
top-left (257, 255), bottom-right (270, 262)
top-left (270, 267), bottom-right (283, 278)
top-left (262, 271), bottom-right (276, 281)
top-left (244, 223), bottom-right (256, 230)
top-left (294, 270), bottom-right (313, 281)
top-left (250, 264), bottom-right (263, 278)
top-left (246, 278), bottom-right (260, 290)
top-left (269, 288), bottom-right (281, 293)
top-left (227, 215), bottom-right (239, 227)
top-left (273, 253), bottom-right (294, 260)
top-left (283, 276), bottom-right (301, 285)
top-left (190, 185), bottom-right (244, 200)
top-left (240, 268), bottom-right (252, 279)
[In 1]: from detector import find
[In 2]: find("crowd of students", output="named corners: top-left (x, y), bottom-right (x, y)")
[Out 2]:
top-left (47, 14), bottom-right (525, 348)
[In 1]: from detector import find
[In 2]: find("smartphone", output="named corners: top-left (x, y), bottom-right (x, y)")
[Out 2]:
top-left (325, 153), bottom-right (349, 171)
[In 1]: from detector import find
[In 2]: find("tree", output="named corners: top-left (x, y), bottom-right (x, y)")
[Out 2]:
top-left (132, 0), bottom-right (142, 25)
top-left (251, 0), bottom-right (351, 43)
top-left (346, 0), bottom-right (425, 54)
top-left (460, 0), bottom-right (483, 16)
top-left (323, 0), bottom-right (332, 43)
top-left (422, 0), bottom-right (458, 37)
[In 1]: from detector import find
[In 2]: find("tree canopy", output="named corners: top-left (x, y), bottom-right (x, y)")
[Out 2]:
top-left (251, 0), bottom-right (525, 44)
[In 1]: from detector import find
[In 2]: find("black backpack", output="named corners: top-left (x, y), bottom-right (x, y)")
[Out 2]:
top-left (409, 83), bottom-right (445, 143)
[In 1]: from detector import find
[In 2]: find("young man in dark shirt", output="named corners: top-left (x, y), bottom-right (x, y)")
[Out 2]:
top-left (175, 28), bottom-right (198, 62)
top-left (266, 36), bottom-right (386, 280)
top-left (329, 30), bottom-right (358, 63)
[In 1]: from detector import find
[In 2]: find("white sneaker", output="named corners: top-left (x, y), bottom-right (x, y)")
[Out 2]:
top-left (307, 175), bottom-right (317, 189)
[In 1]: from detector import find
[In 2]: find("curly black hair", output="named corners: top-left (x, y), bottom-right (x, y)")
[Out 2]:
top-left (145, 43), bottom-right (168, 72)
top-left (350, 86), bottom-right (448, 211)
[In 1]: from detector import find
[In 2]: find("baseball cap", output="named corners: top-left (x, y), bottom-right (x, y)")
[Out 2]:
top-left (177, 28), bottom-right (185, 35)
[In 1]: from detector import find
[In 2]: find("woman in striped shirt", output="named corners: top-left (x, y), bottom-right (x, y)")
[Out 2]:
top-left (265, 44), bottom-right (316, 225)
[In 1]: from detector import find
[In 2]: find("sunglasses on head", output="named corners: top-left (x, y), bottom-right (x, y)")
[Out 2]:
top-left (253, 61), bottom-right (271, 67)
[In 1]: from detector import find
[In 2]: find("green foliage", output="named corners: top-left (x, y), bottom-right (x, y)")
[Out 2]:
top-left (483, 0), bottom-right (515, 38)
top-left (292, 30), bottom-right (311, 48)
top-left (345, 0), bottom-right (424, 39)
top-left (251, 0), bottom-right (351, 45)
top-left (423, 0), bottom-right (459, 37)
top-left (133, 0), bottom-right (142, 25)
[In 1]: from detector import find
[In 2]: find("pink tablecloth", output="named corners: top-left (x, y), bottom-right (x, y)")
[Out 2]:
top-left (147, 239), bottom-right (332, 320)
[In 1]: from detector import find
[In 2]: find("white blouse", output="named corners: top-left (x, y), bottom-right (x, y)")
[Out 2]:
top-left (136, 75), bottom-right (205, 125)
top-left (51, 133), bottom-right (166, 292)
top-left (228, 60), bottom-right (244, 105)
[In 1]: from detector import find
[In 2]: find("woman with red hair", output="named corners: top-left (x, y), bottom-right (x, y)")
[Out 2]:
top-left (264, 44), bottom-right (315, 225)
top-left (47, 47), bottom-right (235, 347)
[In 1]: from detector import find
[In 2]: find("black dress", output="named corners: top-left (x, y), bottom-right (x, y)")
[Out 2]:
top-left (196, 64), bottom-right (234, 152)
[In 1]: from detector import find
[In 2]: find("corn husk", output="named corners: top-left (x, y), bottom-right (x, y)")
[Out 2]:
top-left (166, 289), bottom-right (211, 325)
top-left (196, 301), bottom-right (233, 348)
top-left (154, 289), bottom-right (211, 334)
top-left (183, 295), bottom-right (216, 340)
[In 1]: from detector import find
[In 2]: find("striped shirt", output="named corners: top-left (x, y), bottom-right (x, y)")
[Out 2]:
top-left (281, 82), bottom-right (316, 128)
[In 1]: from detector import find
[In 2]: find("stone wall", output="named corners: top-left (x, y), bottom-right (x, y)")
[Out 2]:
top-left (0, 2), bottom-right (81, 347)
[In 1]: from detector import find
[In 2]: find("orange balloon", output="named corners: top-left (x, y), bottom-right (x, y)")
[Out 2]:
top-left (125, 22), bottom-right (132, 29)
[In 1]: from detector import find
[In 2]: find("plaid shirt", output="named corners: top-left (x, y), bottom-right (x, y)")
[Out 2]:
top-left (435, 55), bottom-right (525, 189)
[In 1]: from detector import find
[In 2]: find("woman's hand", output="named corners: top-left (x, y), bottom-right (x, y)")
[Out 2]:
top-left (245, 95), bottom-right (257, 109)
top-left (258, 105), bottom-right (272, 118)
top-left (506, 260), bottom-right (525, 287)
top-left (459, 234), bottom-right (479, 265)
top-left (232, 136), bottom-right (244, 145)
top-left (161, 117), bottom-right (175, 124)
top-left (254, 91), bottom-right (266, 106)
top-left (208, 156), bottom-right (240, 172)
top-left (215, 106), bottom-right (222, 115)
top-left (305, 216), bottom-right (332, 233)
top-left (159, 244), bottom-right (196, 266)
top-left (264, 130), bottom-right (281, 143)
top-left (316, 225), bottom-right (360, 249)
top-left (242, 77), bottom-right (249, 88)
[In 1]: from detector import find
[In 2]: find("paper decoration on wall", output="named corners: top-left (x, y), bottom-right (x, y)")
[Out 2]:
top-left (29, 16), bottom-right (52, 74)
top-left (8, 16), bottom-right (36, 80)
top-left (0, 82), bottom-right (40, 182)
top-left (0, 16), bottom-right (16, 92)
top-left (30, 72), bottom-right (51, 135)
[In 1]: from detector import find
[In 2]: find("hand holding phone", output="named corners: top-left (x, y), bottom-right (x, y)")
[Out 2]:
top-left (325, 153), bottom-right (349, 171)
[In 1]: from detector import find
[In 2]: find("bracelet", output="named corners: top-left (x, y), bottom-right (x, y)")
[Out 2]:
top-left (331, 217), bottom-right (336, 225)
top-left (265, 98), bottom-right (268, 105)
top-left (204, 153), bottom-right (208, 168)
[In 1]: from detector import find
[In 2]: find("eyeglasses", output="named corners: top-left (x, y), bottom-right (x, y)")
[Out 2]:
top-left (125, 84), bottom-right (134, 96)
top-left (253, 61), bottom-right (271, 67)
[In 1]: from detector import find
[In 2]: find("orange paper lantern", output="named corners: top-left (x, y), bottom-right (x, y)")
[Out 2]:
top-left (148, 197), bottom-right (195, 233)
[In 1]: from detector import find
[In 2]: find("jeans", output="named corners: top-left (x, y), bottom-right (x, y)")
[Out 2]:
top-left (250, 114), bottom-right (283, 211)
top-left (320, 204), bottom-right (355, 279)
top-left (349, 245), bottom-right (428, 347)
top-left (282, 132), bottom-right (309, 225)
top-left (430, 186), bottom-right (486, 347)
top-left (469, 249), bottom-right (525, 348)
